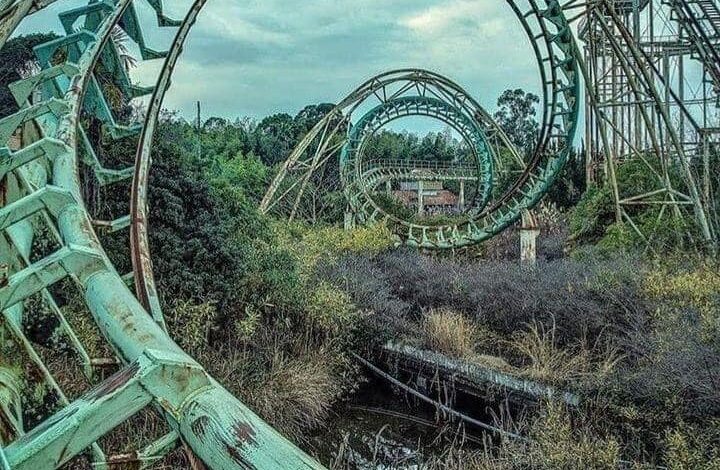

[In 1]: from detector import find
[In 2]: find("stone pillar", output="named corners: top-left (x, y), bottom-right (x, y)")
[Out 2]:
top-left (520, 209), bottom-right (540, 264)
top-left (417, 180), bottom-right (424, 216)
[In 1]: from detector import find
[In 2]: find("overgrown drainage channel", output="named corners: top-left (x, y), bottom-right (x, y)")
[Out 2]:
top-left (310, 342), bottom-right (580, 467)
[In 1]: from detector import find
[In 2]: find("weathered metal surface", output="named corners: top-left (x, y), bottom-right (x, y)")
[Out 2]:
top-left (4, 360), bottom-right (153, 469)
top-left (580, 0), bottom-right (719, 251)
top-left (383, 342), bottom-right (580, 407)
top-left (131, 0), bottom-right (208, 330)
top-left (340, 95), bottom-right (494, 216)
top-left (0, 1), bottom-right (324, 468)
top-left (2, 0), bottom-right (712, 468)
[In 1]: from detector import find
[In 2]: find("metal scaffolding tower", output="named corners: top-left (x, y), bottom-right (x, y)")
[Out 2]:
top-left (579, 0), bottom-right (719, 250)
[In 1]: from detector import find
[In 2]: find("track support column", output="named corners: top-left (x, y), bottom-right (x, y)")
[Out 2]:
top-left (520, 209), bottom-right (539, 264)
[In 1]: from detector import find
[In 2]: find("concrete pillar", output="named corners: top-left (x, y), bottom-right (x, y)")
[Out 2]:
top-left (385, 180), bottom-right (391, 194)
top-left (344, 211), bottom-right (355, 230)
top-left (520, 209), bottom-right (540, 264)
top-left (458, 180), bottom-right (465, 211)
top-left (417, 180), bottom-right (424, 216)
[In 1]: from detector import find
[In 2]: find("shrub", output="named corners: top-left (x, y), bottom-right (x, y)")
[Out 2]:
top-left (425, 402), bottom-right (622, 469)
top-left (569, 184), bottom-right (614, 242)
top-left (306, 282), bottom-right (358, 336)
top-left (276, 222), bottom-right (395, 277)
top-left (664, 423), bottom-right (720, 469)
top-left (644, 264), bottom-right (720, 340)
top-left (526, 402), bottom-right (621, 469)
top-left (166, 300), bottom-right (217, 355)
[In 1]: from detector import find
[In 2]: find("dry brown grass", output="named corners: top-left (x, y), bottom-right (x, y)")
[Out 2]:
top-left (510, 319), bottom-right (591, 384)
top-left (509, 319), bottom-right (623, 386)
top-left (422, 309), bottom-right (479, 358)
top-left (244, 351), bottom-right (340, 443)
top-left (202, 324), bottom-right (351, 446)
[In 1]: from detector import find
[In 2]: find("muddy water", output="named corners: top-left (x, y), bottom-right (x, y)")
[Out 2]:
top-left (310, 377), bottom-right (488, 469)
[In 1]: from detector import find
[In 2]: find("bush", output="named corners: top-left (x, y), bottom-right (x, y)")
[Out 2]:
top-left (306, 282), bottom-right (358, 336)
top-left (569, 184), bottom-right (614, 242)
top-left (276, 222), bottom-right (395, 277)
top-left (166, 301), bottom-right (217, 355)
top-left (664, 424), bottom-right (720, 469)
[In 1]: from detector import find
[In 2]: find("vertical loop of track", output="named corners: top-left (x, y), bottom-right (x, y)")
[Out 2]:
top-left (262, 0), bottom-right (580, 249)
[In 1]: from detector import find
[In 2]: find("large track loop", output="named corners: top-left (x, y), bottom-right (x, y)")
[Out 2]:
top-left (341, 95), bottom-right (494, 219)
top-left (262, 1), bottom-right (580, 249)
top-left (0, 1), bottom-right (322, 468)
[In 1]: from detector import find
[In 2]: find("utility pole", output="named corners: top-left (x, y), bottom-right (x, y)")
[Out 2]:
top-left (196, 100), bottom-right (202, 162)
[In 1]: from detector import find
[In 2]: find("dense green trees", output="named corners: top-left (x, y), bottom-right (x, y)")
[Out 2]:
top-left (493, 88), bottom-right (540, 154)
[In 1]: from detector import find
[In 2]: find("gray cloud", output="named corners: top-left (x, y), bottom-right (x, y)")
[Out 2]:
top-left (15, 0), bottom-right (543, 122)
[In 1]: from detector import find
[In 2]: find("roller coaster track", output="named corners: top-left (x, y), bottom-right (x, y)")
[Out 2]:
top-left (342, 94), bottom-right (494, 218)
top-left (263, 1), bottom-right (580, 249)
top-left (666, 0), bottom-right (720, 92)
top-left (0, 1), bottom-right (320, 468)
top-left (0, 0), bottom-right (668, 467)
top-left (361, 159), bottom-right (480, 185)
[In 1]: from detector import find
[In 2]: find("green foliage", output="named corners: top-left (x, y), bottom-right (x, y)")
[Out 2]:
top-left (372, 192), bottom-right (416, 221)
top-left (239, 240), bottom-right (305, 315)
top-left (664, 424), bottom-right (720, 469)
top-left (275, 222), bottom-right (395, 276)
top-left (306, 282), bottom-right (358, 335)
top-left (546, 148), bottom-right (586, 209)
top-left (570, 184), bottom-right (614, 242)
top-left (0, 33), bottom-right (59, 118)
top-left (363, 126), bottom-right (471, 163)
top-left (166, 300), bottom-right (218, 355)
top-left (494, 88), bottom-right (540, 154)
top-left (569, 152), bottom-right (700, 253)
top-left (524, 402), bottom-right (621, 469)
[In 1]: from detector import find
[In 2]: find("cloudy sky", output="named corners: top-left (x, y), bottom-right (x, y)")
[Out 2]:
top-left (17, 0), bottom-right (542, 123)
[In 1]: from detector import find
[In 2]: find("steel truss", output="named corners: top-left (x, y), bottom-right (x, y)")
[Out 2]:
top-left (340, 95), bottom-right (494, 221)
top-left (2, 0), bottom-right (714, 468)
top-left (572, 0), bottom-right (720, 251)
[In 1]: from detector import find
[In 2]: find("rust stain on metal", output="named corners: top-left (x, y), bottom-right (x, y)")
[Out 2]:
top-left (232, 422), bottom-right (258, 448)
top-left (11, 406), bottom-right (78, 448)
top-left (106, 451), bottom-right (141, 469)
top-left (212, 422), bottom-right (259, 469)
top-left (223, 442), bottom-right (256, 470)
top-left (89, 361), bottom-right (140, 400)
top-left (191, 415), bottom-right (210, 437)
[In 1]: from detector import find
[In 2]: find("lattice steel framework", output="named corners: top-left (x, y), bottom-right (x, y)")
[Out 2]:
top-left (575, 0), bottom-right (720, 251)
top-left (340, 95), bottom-right (494, 220)
top-left (262, 27), bottom-right (581, 249)
top-left (0, 1), bottom-right (321, 468)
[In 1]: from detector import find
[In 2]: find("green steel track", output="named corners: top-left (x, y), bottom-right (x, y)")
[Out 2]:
top-left (0, 1), bottom-right (321, 468)
top-left (341, 95), bottom-right (495, 217)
